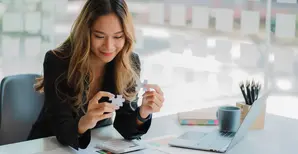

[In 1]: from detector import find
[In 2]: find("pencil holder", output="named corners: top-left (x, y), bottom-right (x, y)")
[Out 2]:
top-left (236, 102), bottom-right (266, 130)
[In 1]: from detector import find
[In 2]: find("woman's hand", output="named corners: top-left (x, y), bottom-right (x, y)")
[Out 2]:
top-left (139, 84), bottom-right (165, 119)
top-left (78, 91), bottom-right (117, 134)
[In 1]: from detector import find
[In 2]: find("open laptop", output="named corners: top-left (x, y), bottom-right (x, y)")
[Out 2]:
top-left (168, 91), bottom-right (269, 153)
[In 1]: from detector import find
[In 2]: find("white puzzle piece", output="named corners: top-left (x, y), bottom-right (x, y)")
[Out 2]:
top-left (136, 79), bottom-right (148, 92)
top-left (109, 95), bottom-right (125, 108)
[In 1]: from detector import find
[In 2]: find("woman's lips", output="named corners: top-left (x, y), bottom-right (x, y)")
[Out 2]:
top-left (101, 52), bottom-right (113, 56)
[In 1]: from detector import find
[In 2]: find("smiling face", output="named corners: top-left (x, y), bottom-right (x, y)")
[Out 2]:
top-left (90, 13), bottom-right (125, 64)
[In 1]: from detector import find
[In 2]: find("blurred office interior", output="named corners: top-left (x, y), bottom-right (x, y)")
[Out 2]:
top-left (0, 0), bottom-right (298, 119)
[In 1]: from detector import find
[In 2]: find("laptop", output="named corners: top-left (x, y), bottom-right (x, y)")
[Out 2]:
top-left (168, 91), bottom-right (269, 153)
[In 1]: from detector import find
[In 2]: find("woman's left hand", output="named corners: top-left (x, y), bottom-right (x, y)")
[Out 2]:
top-left (139, 84), bottom-right (165, 118)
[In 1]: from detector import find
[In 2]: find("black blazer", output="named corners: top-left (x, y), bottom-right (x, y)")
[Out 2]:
top-left (27, 50), bottom-right (151, 150)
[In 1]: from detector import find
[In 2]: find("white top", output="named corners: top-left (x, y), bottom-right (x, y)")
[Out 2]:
top-left (0, 113), bottom-right (297, 154)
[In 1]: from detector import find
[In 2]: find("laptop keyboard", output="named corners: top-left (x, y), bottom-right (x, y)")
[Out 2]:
top-left (219, 132), bottom-right (235, 138)
top-left (174, 131), bottom-right (235, 152)
top-left (178, 131), bottom-right (207, 140)
top-left (197, 131), bottom-right (235, 150)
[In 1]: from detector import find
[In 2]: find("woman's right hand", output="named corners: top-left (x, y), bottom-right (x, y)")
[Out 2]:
top-left (78, 91), bottom-right (117, 134)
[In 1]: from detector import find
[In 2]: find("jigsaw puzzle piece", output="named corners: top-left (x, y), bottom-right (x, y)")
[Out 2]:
top-left (109, 94), bottom-right (125, 108)
top-left (136, 79), bottom-right (148, 92)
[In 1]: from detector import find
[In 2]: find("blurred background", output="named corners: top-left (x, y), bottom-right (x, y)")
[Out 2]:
top-left (0, 0), bottom-right (297, 118)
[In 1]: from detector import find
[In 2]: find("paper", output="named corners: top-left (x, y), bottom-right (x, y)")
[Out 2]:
top-left (24, 37), bottom-right (41, 57)
top-left (12, 0), bottom-right (24, 10)
top-left (94, 144), bottom-right (168, 154)
top-left (41, 0), bottom-right (67, 13)
top-left (241, 11), bottom-right (260, 35)
top-left (2, 12), bottom-right (23, 32)
top-left (277, 0), bottom-right (297, 3)
top-left (146, 135), bottom-right (177, 147)
top-left (95, 149), bottom-right (112, 154)
top-left (55, 0), bottom-right (68, 14)
top-left (148, 3), bottom-right (164, 25)
top-left (41, 0), bottom-right (55, 12)
top-left (169, 4), bottom-right (186, 26)
top-left (42, 15), bottom-right (55, 36)
top-left (25, 12), bottom-right (41, 33)
top-left (215, 9), bottom-right (234, 32)
top-left (1, 0), bottom-right (12, 4)
top-left (178, 106), bottom-right (218, 125)
top-left (145, 135), bottom-right (201, 154)
top-left (192, 6), bottom-right (209, 29)
top-left (122, 149), bottom-right (168, 154)
top-left (1, 36), bottom-right (20, 58)
top-left (275, 13), bottom-right (296, 38)
top-left (24, 0), bottom-right (41, 3)
top-left (95, 149), bottom-right (167, 154)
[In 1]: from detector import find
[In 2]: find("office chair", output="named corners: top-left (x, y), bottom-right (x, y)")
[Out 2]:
top-left (0, 74), bottom-right (44, 145)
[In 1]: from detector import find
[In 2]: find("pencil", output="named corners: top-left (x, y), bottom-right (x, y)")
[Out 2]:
top-left (255, 83), bottom-right (261, 100)
top-left (251, 80), bottom-right (255, 103)
top-left (246, 81), bottom-right (252, 105)
top-left (239, 82), bottom-right (249, 105)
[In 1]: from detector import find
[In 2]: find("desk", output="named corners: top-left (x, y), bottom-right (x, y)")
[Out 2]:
top-left (0, 113), bottom-right (298, 154)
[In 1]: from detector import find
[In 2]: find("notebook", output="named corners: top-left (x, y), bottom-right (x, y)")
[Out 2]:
top-left (96, 139), bottom-right (146, 154)
top-left (177, 107), bottom-right (219, 126)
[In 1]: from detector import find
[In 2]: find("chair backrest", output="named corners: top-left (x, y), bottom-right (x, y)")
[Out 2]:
top-left (0, 74), bottom-right (44, 145)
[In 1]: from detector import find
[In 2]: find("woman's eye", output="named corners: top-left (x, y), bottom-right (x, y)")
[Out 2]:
top-left (95, 35), bottom-right (104, 39)
top-left (114, 36), bottom-right (123, 39)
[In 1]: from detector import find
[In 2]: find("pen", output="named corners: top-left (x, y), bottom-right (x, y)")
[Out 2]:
top-left (246, 81), bottom-right (252, 105)
top-left (255, 83), bottom-right (261, 100)
top-left (239, 82), bottom-right (249, 105)
top-left (251, 80), bottom-right (255, 104)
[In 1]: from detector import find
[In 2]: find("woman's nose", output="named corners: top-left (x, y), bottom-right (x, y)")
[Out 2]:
top-left (104, 38), bottom-right (114, 51)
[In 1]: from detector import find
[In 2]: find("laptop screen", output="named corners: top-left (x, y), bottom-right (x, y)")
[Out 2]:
top-left (227, 91), bottom-right (270, 150)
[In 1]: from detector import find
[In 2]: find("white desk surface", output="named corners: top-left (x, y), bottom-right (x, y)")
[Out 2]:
top-left (0, 112), bottom-right (297, 154)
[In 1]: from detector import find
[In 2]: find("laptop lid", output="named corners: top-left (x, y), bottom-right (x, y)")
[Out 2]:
top-left (226, 91), bottom-right (270, 151)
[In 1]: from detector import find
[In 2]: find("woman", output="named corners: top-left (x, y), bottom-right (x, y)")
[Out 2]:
top-left (28, 0), bottom-right (164, 150)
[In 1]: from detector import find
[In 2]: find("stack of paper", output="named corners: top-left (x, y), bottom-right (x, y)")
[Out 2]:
top-left (177, 107), bottom-right (218, 126)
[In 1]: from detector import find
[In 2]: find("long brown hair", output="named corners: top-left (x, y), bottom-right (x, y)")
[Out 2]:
top-left (35, 0), bottom-right (139, 112)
